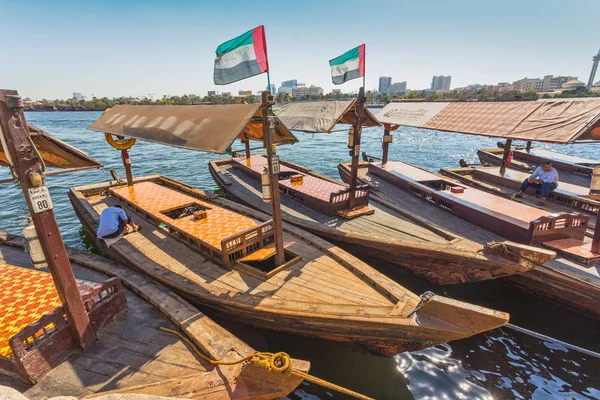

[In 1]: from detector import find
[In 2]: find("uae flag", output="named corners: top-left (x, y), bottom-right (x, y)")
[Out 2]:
top-left (214, 26), bottom-right (269, 85)
top-left (329, 44), bottom-right (365, 85)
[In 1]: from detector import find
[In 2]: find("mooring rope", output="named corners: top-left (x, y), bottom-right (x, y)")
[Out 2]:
top-left (158, 327), bottom-right (374, 400)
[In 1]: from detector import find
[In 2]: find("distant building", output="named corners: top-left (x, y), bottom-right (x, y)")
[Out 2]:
top-left (591, 81), bottom-right (600, 93)
top-left (513, 75), bottom-right (576, 92)
top-left (431, 76), bottom-right (451, 91)
top-left (587, 49), bottom-right (600, 90)
top-left (73, 92), bottom-right (85, 101)
top-left (291, 85), bottom-right (323, 99)
top-left (331, 89), bottom-right (342, 95)
top-left (278, 86), bottom-right (293, 95)
top-left (388, 81), bottom-right (407, 94)
top-left (270, 84), bottom-right (276, 95)
top-left (281, 80), bottom-right (298, 88)
top-left (561, 78), bottom-right (586, 91)
top-left (207, 90), bottom-right (217, 96)
top-left (378, 76), bottom-right (392, 94)
top-left (222, 92), bottom-right (231, 96)
top-left (238, 90), bottom-right (253, 96)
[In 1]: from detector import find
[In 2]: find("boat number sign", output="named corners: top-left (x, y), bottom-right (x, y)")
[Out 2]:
top-left (28, 186), bottom-right (54, 213)
top-left (271, 155), bottom-right (280, 175)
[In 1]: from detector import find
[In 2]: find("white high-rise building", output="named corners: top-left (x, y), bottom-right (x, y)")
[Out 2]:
top-left (431, 76), bottom-right (451, 91)
top-left (378, 77), bottom-right (392, 94)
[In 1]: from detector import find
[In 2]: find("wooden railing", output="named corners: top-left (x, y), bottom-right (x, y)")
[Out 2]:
top-left (530, 213), bottom-right (589, 244)
top-left (330, 184), bottom-right (370, 205)
top-left (82, 278), bottom-right (128, 332)
top-left (220, 220), bottom-right (275, 266)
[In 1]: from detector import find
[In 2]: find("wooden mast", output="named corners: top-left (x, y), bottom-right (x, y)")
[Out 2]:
top-left (382, 126), bottom-right (391, 166)
top-left (499, 138), bottom-right (513, 175)
top-left (348, 87), bottom-right (366, 208)
top-left (262, 91), bottom-right (286, 266)
top-left (0, 90), bottom-right (96, 349)
top-left (121, 149), bottom-right (133, 186)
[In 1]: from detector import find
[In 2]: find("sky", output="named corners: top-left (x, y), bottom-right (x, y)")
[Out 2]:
top-left (1, 0), bottom-right (599, 100)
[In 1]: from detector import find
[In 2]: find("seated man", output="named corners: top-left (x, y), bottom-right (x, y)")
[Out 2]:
top-left (97, 205), bottom-right (139, 239)
top-left (513, 160), bottom-right (559, 205)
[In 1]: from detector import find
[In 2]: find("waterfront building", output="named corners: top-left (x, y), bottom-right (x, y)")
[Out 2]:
top-left (431, 75), bottom-right (451, 91)
top-left (388, 81), bottom-right (407, 94)
top-left (513, 75), bottom-right (575, 92)
top-left (331, 89), bottom-right (342, 95)
top-left (291, 85), bottom-right (323, 99)
top-left (281, 80), bottom-right (298, 88)
top-left (73, 92), bottom-right (85, 101)
top-left (591, 81), bottom-right (600, 93)
top-left (378, 76), bottom-right (392, 94)
top-left (270, 84), bottom-right (276, 95)
top-left (207, 90), bottom-right (217, 96)
top-left (238, 90), bottom-right (253, 96)
top-left (587, 49), bottom-right (600, 90)
top-left (561, 78), bottom-right (586, 91)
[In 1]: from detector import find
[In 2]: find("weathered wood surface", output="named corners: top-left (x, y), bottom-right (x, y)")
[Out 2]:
top-left (339, 162), bottom-right (600, 319)
top-left (68, 175), bottom-right (509, 357)
top-left (0, 236), bottom-right (307, 399)
top-left (210, 158), bottom-right (550, 286)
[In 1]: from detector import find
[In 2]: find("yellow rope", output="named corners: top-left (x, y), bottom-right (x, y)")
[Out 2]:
top-left (159, 327), bottom-right (374, 400)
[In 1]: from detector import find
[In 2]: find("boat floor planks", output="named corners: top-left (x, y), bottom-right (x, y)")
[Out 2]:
top-left (69, 175), bottom-right (510, 357)
top-left (0, 234), bottom-right (307, 399)
top-left (211, 157), bottom-right (551, 286)
top-left (339, 161), bottom-right (600, 319)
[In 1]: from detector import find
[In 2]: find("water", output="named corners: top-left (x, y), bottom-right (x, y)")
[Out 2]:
top-left (2, 111), bottom-right (600, 399)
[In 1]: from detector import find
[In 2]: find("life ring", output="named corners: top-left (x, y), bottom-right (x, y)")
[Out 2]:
top-left (105, 133), bottom-right (136, 150)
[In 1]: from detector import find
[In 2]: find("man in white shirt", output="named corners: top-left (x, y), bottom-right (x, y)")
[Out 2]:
top-left (513, 160), bottom-right (559, 205)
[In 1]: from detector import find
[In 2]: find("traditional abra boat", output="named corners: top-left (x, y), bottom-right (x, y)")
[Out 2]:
top-left (70, 96), bottom-right (510, 357)
top-left (344, 100), bottom-right (600, 318)
top-left (211, 95), bottom-right (552, 286)
top-left (0, 233), bottom-right (308, 399)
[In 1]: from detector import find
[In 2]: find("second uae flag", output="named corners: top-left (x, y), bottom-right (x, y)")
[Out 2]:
top-left (214, 26), bottom-right (269, 85)
top-left (329, 44), bottom-right (365, 85)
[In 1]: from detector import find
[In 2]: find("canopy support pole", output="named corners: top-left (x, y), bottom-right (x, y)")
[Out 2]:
top-left (262, 92), bottom-right (286, 266)
top-left (499, 138), bottom-right (513, 175)
top-left (526, 141), bottom-right (532, 153)
top-left (382, 127), bottom-right (390, 166)
top-left (0, 90), bottom-right (96, 349)
top-left (121, 149), bottom-right (133, 186)
top-left (349, 87), bottom-right (366, 208)
top-left (592, 214), bottom-right (600, 254)
top-left (245, 139), bottom-right (251, 159)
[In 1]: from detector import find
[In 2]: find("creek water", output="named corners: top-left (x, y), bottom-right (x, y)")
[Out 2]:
top-left (1, 111), bottom-right (600, 399)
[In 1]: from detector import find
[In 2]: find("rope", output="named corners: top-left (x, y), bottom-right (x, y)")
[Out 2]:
top-left (407, 291), bottom-right (436, 317)
top-left (158, 327), bottom-right (374, 400)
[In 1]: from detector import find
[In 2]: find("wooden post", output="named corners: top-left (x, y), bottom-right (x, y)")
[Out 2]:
top-left (499, 138), bottom-right (513, 175)
top-left (244, 139), bottom-right (251, 159)
top-left (592, 216), bottom-right (600, 253)
top-left (382, 126), bottom-right (390, 166)
top-left (349, 87), bottom-right (366, 208)
top-left (0, 90), bottom-right (97, 349)
top-left (262, 92), bottom-right (285, 266)
top-left (525, 140), bottom-right (532, 153)
top-left (121, 149), bottom-right (133, 186)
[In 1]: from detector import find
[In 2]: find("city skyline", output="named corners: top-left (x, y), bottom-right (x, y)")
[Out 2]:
top-left (1, 0), bottom-right (599, 99)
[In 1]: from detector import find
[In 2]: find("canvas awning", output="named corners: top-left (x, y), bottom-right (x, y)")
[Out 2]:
top-left (88, 104), bottom-right (298, 154)
top-left (376, 99), bottom-right (600, 144)
top-left (272, 99), bottom-right (380, 133)
top-left (0, 124), bottom-right (103, 169)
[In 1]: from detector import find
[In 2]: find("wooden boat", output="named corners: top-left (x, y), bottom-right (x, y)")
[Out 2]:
top-left (439, 165), bottom-right (600, 220)
top-left (0, 233), bottom-right (308, 399)
top-left (477, 145), bottom-right (597, 187)
top-left (69, 174), bottom-right (509, 357)
top-left (67, 100), bottom-right (511, 357)
top-left (210, 154), bottom-right (553, 285)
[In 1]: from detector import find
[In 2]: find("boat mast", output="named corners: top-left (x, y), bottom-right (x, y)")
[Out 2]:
top-left (348, 87), bottom-right (366, 208)
top-left (0, 90), bottom-right (97, 349)
top-left (262, 91), bottom-right (286, 266)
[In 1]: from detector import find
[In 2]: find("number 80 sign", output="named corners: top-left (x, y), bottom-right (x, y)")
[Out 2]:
top-left (28, 186), bottom-right (54, 213)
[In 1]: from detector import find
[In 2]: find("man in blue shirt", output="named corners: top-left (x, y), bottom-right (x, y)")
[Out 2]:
top-left (513, 160), bottom-right (559, 205)
top-left (97, 205), bottom-right (139, 238)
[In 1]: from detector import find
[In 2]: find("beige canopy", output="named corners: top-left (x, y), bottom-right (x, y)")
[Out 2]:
top-left (89, 104), bottom-right (298, 154)
top-left (377, 99), bottom-right (600, 144)
top-left (272, 100), bottom-right (381, 133)
top-left (0, 124), bottom-right (103, 169)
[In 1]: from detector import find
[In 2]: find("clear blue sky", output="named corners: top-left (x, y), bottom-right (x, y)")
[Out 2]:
top-left (1, 0), bottom-right (599, 100)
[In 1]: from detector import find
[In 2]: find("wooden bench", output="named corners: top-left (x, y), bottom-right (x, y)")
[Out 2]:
top-left (233, 155), bottom-right (370, 216)
top-left (368, 161), bottom-right (589, 245)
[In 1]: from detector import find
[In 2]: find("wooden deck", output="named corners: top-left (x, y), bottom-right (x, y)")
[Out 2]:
top-left (341, 160), bottom-right (600, 319)
top-left (211, 158), bottom-right (551, 286)
top-left (0, 236), bottom-right (307, 399)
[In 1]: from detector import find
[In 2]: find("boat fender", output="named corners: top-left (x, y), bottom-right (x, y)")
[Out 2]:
top-left (261, 171), bottom-right (272, 203)
top-left (23, 218), bottom-right (48, 269)
top-left (105, 133), bottom-right (136, 150)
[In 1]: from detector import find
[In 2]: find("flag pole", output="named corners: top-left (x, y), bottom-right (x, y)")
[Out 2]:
top-left (267, 70), bottom-right (272, 94)
top-left (362, 44), bottom-right (366, 90)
